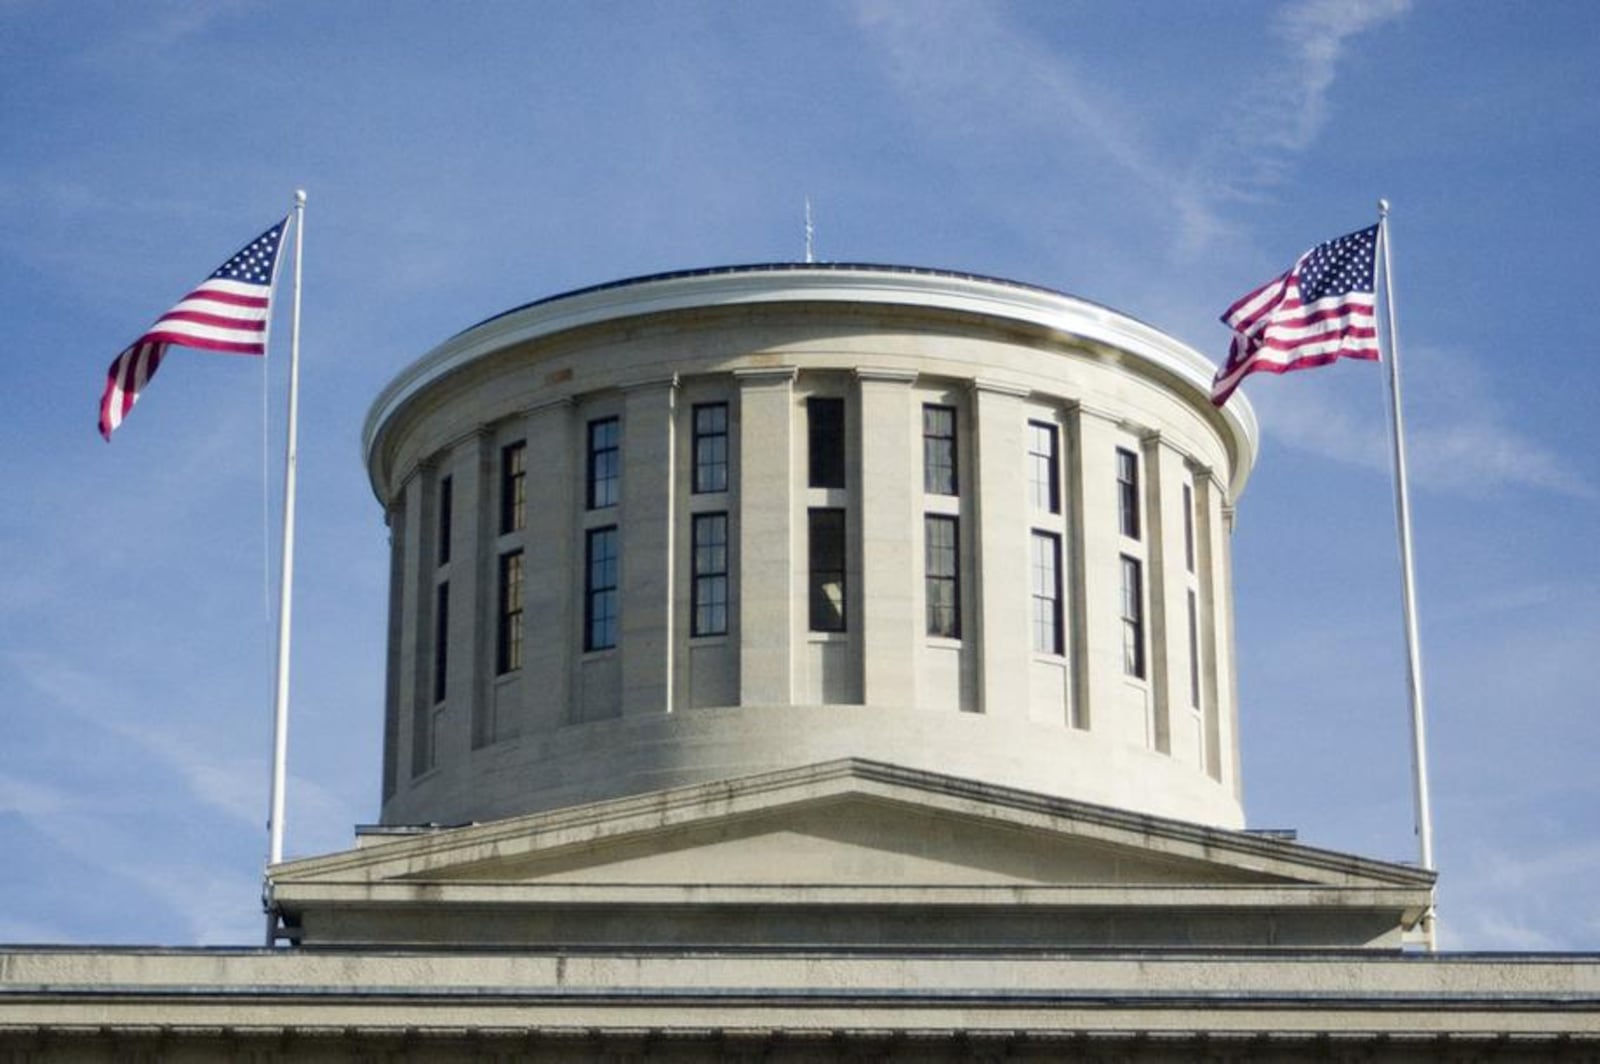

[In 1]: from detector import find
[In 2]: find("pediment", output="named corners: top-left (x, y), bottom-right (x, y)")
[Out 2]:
top-left (275, 759), bottom-right (1428, 893)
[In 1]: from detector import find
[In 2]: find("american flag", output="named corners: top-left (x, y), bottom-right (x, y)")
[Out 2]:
top-left (98, 217), bottom-right (290, 440)
top-left (1211, 224), bottom-right (1380, 406)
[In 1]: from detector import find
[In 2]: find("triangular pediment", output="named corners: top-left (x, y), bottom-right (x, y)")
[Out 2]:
top-left (275, 759), bottom-right (1430, 893)
top-left (388, 794), bottom-right (1280, 887)
top-left (269, 761), bottom-right (1432, 950)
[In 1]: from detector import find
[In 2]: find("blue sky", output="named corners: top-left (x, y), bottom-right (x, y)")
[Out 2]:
top-left (2, 0), bottom-right (1597, 949)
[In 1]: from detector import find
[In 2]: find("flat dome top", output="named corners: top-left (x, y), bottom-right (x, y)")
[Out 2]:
top-left (363, 262), bottom-right (1257, 495)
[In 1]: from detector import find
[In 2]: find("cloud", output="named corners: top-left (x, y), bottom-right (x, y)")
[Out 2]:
top-left (852, 0), bottom-right (1410, 261)
top-left (1447, 837), bottom-right (1600, 951)
top-left (1253, 344), bottom-right (1592, 498)
top-left (8, 650), bottom-right (264, 827)
top-left (1204, 0), bottom-right (1412, 201)
top-left (850, 0), bottom-right (1231, 257)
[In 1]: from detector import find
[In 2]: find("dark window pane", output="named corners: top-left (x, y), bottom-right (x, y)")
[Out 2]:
top-left (808, 508), bottom-right (846, 631)
top-left (807, 397), bottom-right (845, 489)
top-left (1117, 448), bottom-right (1140, 540)
top-left (1183, 481), bottom-right (1196, 573)
top-left (432, 581), bottom-right (450, 703)
top-left (585, 527), bottom-right (619, 650)
top-left (437, 475), bottom-right (453, 566)
top-left (588, 418), bottom-right (620, 510)
top-left (500, 442), bottom-right (527, 534)
top-left (497, 550), bottom-right (523, 674)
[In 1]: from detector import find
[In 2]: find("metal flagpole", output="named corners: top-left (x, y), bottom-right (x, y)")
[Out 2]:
top-left (264, 189), bottom-right (306, 945)
top-left (1377, 198), bottom-right (1438, 952)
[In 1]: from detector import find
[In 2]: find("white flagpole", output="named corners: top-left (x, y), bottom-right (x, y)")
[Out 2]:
top-left (1377, 199), bottom-right (1438, 951)
top-left (264, 189), bottom-right (306, 944)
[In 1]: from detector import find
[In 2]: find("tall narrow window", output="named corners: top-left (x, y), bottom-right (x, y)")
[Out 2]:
top-left (1116, 448), bottom-right (1141, 540)
top-left (432, 581), bottom-right (450, 703)
top-left (1031, 532), bottom-right (1063, 655)
top-left (924, 515), bottom-right (960, 637)
top-left (692, 402), bottom-right (729, 494)
top-left (1027, 421), bottom-right (1059, 513)
top-left (808, 508), bottom-right (846, 632)
top-left (436, 475), bottom-right (453, 566)
top-left (1187, 589), bottom-right (1201, 708)
top-left (584, 527), bottom-right (619, 651)
top-left (807, 397), bottom-right (845, 489)
top-left (1183, 481), bottom-right (1196, 573)
top-left (587, 417), bottom-right (620, 510)
top-left (1120, 555), bottom-right (1145, 679)
top-left (500, 441), bottom-right (527, 535)
top-left (691, 512), bottom-right (729, 636)
top-left (497, 550), bottom-right (524, 675)
top-left (923, 405), bottom-right (957, 495)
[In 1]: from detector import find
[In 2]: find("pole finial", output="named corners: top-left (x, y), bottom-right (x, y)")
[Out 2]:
top-left (1378, 197), bottom-right (1390, 219)
top-left (295, 189), bottom-right (307, 207)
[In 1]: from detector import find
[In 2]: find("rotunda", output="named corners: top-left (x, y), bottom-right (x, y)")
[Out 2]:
top-left (363, 264), bottom-right (1258, 829)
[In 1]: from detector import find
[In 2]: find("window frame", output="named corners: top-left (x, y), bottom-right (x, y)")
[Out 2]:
top-left (1031, 530), bottom-right (1064, 656)
top-left (587, 417), bottom-right (621, 510)
top-left (692, 402), bottom-right (729, 495)
top-left (1187, 588), bottom-right (1201, 709)
top-left (1120, 554), bottom-right (1146, 679)
top-left (432, 580), bottom-right (450, 704)
top-left (436, 475), bottom-right (453, 566)
top-left (500, 441), bottom-right (527, 535)
top-left (922, 404), bottom-right (958, 496)
top-left (691, 511), bottom-right (729, 637)
top-left (1183, 480), bottom-right (1196, 573)
top-left (584, 526), bottom-right (620, 651)
top-left (924, 514), bottom-right (960, 638)
top-left (806, 397), bottom-right (846, 489)
top-left (496, 550), bottom-right (524, 675)
top-left (807, 507), bottom-right (847, 632)
top-left (1027, 421), bottom-right (1060, 514)
top-left (1116, 447), bottom-right (1141, 541)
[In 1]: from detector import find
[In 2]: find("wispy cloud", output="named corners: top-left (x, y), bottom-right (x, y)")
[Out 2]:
top-left (9, 650), bottom-right (263, 827)
top-left (1448, 836), bottom-right (1600, 951)
top-left (1203, 0), bottom-right (1412, 202)
top-left (1254, 344), bottom-right (1592, 498)
top-left (853, 0), bottom-right (1409, 259)
top-left (850, 0), bottom-right (1229, 257)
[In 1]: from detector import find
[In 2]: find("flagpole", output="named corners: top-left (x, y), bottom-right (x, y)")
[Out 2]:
top-left (264, 189), bottom-right (306, 945)
top-left (1377, 199), bottom-right (1437, 952)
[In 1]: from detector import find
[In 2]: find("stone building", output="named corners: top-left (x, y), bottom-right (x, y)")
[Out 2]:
top-left (3, 264), bottom-right (1597, 1060)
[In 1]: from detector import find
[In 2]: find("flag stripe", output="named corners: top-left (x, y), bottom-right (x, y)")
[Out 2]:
top-left (97, 217), bottom-right (288, 440)
top-left (1212, 225), bottom-right (1380, 405)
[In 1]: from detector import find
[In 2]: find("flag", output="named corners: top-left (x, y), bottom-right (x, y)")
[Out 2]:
top-left (1211, 224), bottom-right (1380, 406)
top-left (98, 217), bottom-right (290, 440)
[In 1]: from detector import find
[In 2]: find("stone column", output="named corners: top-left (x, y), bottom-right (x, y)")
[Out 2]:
top-left (856, 369), bottom-right (918, 708)
top-left (620, 376), bottom-right (677, 717)
top-left (1141, 430), bottom-right (1172, 755)
top-left (1069, 408), bottom-right (1127, 736)
top-left (735, 368), bottom-right (796, 706)
top-left (521, 398), bottom-right (575, 735)
top-left (971, 380), bottom-right (1030, 721)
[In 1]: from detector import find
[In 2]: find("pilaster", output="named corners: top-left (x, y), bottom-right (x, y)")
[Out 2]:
top-left (735, 368), bottom-right (796, 705)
